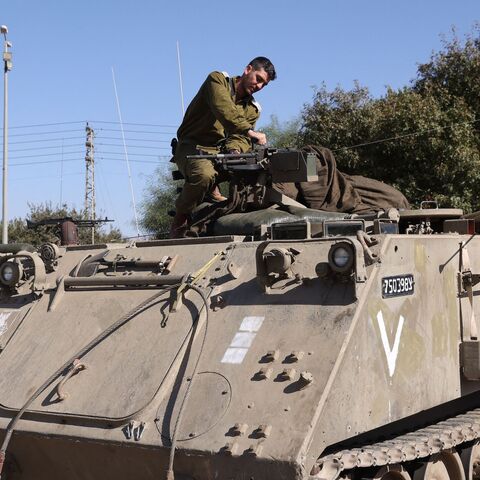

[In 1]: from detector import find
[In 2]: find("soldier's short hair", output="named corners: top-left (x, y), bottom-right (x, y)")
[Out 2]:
top-left (248, 57), bottom-right (277, 81)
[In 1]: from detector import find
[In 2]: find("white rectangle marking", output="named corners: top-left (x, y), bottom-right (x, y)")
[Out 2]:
top-left (0, 312), bottom-right (12, 336)
top-left (239, 316), bottom-right (264, 332)
top-left (230, 331), bottom-right (256, 348)
top-left (221, 347), bottom-right (249, 364)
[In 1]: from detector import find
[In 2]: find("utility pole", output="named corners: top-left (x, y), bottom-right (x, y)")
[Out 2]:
top-left (84, 123), bottom-right (95, 244)
top-left (1, 25), bottom-right (12, 244)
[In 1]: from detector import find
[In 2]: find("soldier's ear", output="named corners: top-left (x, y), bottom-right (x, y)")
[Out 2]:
top-left (244, 65), bottom-right (254, 75)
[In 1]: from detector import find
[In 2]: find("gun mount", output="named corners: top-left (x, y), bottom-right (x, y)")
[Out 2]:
top-left (182, 147), bottom-right (319, 234)
top-left (187, 147), bottom-right (318, 211)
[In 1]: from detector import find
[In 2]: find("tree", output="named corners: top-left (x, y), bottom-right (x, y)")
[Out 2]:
top-left (140, 166), bottom-right (179, 238)
top-left (6, 202), bottom-right (122, 246)
top-left (414, 25), bottom-right (480, 118)
top-left (300, 82), bottom-right (376, 172)
top-left (299, 28), bottom-right (480, 211)
top-left (261, 114), bottom-right (302, 148)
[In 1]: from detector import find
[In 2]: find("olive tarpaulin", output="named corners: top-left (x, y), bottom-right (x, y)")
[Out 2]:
top-left (273, 145), bottom-right (409, 214)
top-left (202, 145), bottom-right (410, 236)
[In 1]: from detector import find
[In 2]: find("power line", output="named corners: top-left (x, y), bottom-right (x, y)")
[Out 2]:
top-left (10, 158), bottom-right (79, 166)
top-left (2, 135), bottom-right (170, 146)
top-left (8, 128), bottom-right (174, 138)
top-left (8, 142), bottom-right (170, 153)
top-left (95, 136), bottom-right (171, 143)
top-left (96, 142), bottom-right (170, 150)
top-left (9, 151), bottom-right (83, 159)
top-left (91, 120), bottom-right (178, 128)
top-left (10, 143), bottom-right (84, 153)
top-left (9, 129), bottom-right (83, 137)
top-left (10, 157), bottom-right (170, 167)
top-left (98, 156), bottom-right (170, 164)
top-left (1, 136), bottom-right (84, 145)
top-left (9, 121), bottom-right (85, 130)
top-left (97, 136), bottom-right (171, 143)
top-left (11, 171), bottom-right (84, 181)
top-left (97, 128), bottom-right (175, 135)
top-left (10, 152), bottom-right (171, 160)
top-left (10, 120), bottom-right (178, 129)
top-left (333, 117), bottom-right (480, 152)
top-left (97, 150), bottom-right (170, 157)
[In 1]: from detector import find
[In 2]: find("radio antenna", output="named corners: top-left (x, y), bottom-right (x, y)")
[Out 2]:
top-left (111, 66), bottom-right (140, 237)
top-left (176, 41), bottom-right (185, 117)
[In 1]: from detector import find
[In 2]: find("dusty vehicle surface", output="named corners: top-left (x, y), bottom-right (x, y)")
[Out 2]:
top-left (1, 149), bottom-right (480, 480)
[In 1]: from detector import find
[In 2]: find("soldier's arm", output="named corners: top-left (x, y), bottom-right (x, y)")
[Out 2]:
top-left (225, 98), bottom-right (264, 151)
top-left (204, 72), bottom-right (253, 134)
top-left (224, 134), bottom-right (252, 153)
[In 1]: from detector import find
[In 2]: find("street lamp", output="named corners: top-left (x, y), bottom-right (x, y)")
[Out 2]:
top-left (1, 25), bottom-right (12, 244)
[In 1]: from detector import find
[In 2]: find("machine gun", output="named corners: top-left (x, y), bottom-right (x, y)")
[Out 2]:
top-left (186, 146), bottom-right (319, 213)
top-left (27, 217), bottom-right (114, 246)
top-left (179, 146), bottom-right (320, 235)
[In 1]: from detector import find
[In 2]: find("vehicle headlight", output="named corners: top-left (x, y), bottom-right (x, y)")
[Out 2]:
top-left (328, 242), bottom-right (354, 274)
top-left (0, 261), bottom-right (20, 286)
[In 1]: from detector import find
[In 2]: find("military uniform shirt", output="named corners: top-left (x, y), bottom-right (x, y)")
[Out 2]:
top-left (177, 71), bottom-right (261, 153)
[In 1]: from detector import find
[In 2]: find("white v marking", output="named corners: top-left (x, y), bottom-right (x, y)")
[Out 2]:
top-left (376, 311), bottom-right (404, 377)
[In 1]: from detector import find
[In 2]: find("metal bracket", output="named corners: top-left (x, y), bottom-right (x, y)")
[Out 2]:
top-left (123, 420), bottom-right (146, 441)
top-left (461, 271), bottom-right (480, 291)
top-left (459, 241), bottom-right (478, 340)
top-left (349, 238), bottom-right (368, 283)
top-left (227, 261), bottom-right (242, 279)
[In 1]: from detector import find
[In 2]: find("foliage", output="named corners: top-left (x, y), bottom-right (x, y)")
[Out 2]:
top-left (140, 166), bottom-right (179, 238)
top-left (299, 27), bottom-right (480, 211)
top-left (300, 82), bottom-right (375, 171)
top-left (261, 114), bottom-right (302, 148)
top-left (414, 25), bottom-right (480, 117)
top-left (6, 202), bottom-right (122, 246)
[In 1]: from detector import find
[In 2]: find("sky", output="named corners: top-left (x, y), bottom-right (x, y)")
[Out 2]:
top-left (0, 0), bottom-right (479, 238)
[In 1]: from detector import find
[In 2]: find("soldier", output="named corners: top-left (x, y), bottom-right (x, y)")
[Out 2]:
top-left (170, 57), bottom-right (276, 238)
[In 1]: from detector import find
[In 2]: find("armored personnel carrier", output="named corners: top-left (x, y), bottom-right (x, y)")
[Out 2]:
top-left (0, 148), bottom-right (480, 480)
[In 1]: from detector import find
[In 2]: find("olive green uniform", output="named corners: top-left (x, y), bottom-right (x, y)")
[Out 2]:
top-left (174, 71), bottom-right (261, 215)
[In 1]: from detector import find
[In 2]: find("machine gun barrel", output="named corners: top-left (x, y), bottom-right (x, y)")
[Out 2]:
top-left (186, 153), bottom-right (257, 160)
top-left (27, 218), bottom-right (113, 230)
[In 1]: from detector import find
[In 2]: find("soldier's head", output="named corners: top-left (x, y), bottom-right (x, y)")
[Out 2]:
top-left (238, 57), bottom-right (276, 97)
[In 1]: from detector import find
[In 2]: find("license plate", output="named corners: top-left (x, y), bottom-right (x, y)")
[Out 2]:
top-left (382, 274), bottom-right (414, 298)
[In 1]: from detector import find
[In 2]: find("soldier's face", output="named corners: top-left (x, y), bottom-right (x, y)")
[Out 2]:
top-left (241, 65), bottom-right (270, 95)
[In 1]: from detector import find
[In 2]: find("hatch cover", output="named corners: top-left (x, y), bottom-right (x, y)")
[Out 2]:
top-left (156, 371), bottom-right (232, 441)
top-left (0, 289), bottom-right (199, 422)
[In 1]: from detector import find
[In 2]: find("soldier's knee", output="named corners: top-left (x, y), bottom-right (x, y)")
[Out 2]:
top-left (186, 161), bottom-right (216, 188)
top-left (191, 170), bottom-right (215, 188)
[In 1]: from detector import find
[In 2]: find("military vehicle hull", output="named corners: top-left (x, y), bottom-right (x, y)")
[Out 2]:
top-left (0, 221), bottom-right (479, 480)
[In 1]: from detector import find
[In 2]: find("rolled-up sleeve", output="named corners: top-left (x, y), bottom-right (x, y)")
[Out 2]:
top-left (204, 72), bottom-right (253, 133)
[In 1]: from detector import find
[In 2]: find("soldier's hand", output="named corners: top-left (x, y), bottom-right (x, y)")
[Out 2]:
top-left (247, 129), bottom-right (267, 145)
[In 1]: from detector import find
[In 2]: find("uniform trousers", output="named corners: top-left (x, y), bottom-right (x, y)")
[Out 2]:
top-left (174, 142), bottom-right (220, 215)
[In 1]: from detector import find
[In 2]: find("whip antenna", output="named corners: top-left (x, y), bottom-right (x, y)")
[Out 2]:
top-left (111, 66), bottom-right (140, 237)
top-left (176, 41), bottom-right (185, 117)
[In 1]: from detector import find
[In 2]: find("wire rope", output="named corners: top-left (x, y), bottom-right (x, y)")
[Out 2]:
top-left (0, 285), bottom-right (179, 478)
